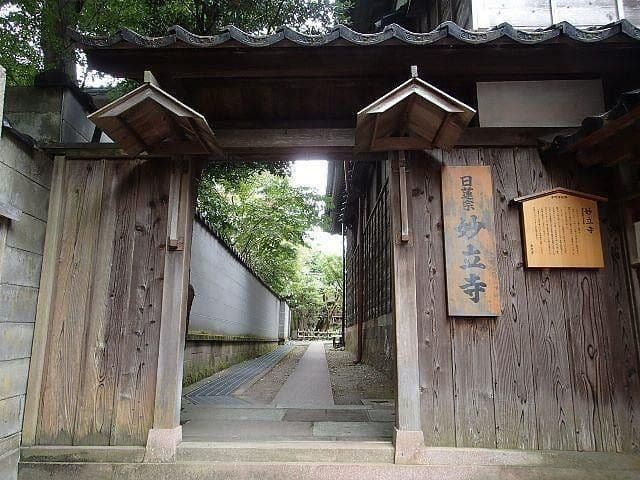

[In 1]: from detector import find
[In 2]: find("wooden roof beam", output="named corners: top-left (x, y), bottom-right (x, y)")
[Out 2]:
top-left (112, 115), bottom-right (149, 155)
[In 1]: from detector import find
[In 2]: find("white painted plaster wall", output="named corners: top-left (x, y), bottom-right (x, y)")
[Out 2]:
top-left (189, 220), bottom-right (282, 340)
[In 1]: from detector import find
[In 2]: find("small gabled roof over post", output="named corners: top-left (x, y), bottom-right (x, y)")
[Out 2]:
top-left (88, 82), bottom-right (224, 159)
top-left (354, 69), bottom-right (476, 153)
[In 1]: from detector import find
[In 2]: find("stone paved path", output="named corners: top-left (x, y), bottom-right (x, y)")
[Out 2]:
top-left (181, 342), bottom-right (394, 441)
top-left (185, 345), bottom-right (294, 404)
top-left (272, 341), bottom-right (335, 408)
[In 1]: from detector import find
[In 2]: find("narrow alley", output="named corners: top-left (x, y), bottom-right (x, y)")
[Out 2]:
top-left (180, 341), bottom-right (395, 443)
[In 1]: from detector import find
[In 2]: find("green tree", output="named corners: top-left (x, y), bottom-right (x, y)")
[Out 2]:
top-left (198, 169), bottom-right (323, 295)
top-left (0, 0), bottom-right (352, 85)
top-left (287, 248), bottom-right (343, 332)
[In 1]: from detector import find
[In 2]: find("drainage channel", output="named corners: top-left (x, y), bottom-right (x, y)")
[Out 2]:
top-left (185, 344), bottom-right (294, 401)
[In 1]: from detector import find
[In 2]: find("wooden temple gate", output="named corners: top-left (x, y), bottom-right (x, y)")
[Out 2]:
top-left (15, 19), bottom-right (640, 477)
top-left (22, 154), bottom-right (196, 453)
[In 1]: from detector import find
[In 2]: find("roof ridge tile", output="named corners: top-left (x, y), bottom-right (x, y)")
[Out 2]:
top-left (69, 19), bottom-right (640, 49)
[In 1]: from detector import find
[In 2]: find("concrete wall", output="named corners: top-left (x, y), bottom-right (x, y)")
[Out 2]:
top-left (5, 86), bottom-right (95, 143)
top-left (0, 70), bottom-right (52, 479)
top-left (189, 219), bottom-right (281, 340)
top-left (278, 301), bottom-right (291, 342)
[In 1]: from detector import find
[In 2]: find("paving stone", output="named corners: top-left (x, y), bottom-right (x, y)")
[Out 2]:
top-left (273, 341), bottom-right (334, 408)
top-left (283, 409), bottom-right (369, 423)
top-left (312, 421), bottom-right (394, 439)
top-left (182, 419), bottom-right (314, 442)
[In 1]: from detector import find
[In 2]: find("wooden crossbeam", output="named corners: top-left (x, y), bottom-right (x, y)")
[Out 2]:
top-left (41, 128), bottom-right (568, 159)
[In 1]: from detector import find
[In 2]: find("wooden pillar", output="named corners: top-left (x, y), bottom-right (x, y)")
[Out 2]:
top-left (389, 151), bottom-right (424, 464)
top-left (356, 197), bottom-right (365, 363)
top-left (144, 157), bottom-right (195, 462)
top-left (22, 156), bottom-right (66, 446)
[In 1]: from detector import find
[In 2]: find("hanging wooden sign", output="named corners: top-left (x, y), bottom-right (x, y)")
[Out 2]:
top-left (513, 188), bottom-right (607, 268)
top-left (442, 166), bottom-right (501, 317)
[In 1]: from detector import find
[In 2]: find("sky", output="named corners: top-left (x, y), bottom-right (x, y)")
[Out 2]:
top-left (291, 160), bottom-right (343, 257)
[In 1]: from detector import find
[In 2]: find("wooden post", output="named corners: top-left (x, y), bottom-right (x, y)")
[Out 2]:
top-left (22, 156), bottom-right (66, 446)
top-left (389, 151), bottom-right (424, 464)
top-left (356, 197), bottom-right (365, 363)
top-left (144, 157), bottom-right (194, 462)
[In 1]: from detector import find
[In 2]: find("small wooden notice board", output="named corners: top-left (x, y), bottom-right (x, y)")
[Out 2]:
top-left (442, 165), bottom-right (501, 317)
top-left (514, 188), bottom-right (606, 268)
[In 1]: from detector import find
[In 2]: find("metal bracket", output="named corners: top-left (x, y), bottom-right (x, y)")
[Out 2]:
top-left (398, 151), bottom-right (410, 242)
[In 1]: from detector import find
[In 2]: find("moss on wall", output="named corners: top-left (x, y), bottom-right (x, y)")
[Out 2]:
top-left (182, 339), bottom-right (278, 387)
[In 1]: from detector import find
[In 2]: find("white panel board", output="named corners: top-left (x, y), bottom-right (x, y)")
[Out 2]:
top-left (624, 0), bottom-right (640, 25)
top-left (477, 80), bottom-right (605, 128)
top-left (554, 0), bottom-right (619, 25)
top-left (473, 0), bottom-right (552, 27)
top-left (472, 0), bottom-right (628, 28)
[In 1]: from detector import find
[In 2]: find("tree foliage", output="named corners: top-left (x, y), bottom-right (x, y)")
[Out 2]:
top-left (0, 0), bottom-right (352, 85)
top-left (198, 167), bottom-right (323, 295)
top-left (1, 0), bottom-right (347, 329)
top-left (287, 248), bottom-right (343, 331)
top-left (198, 168), bottom-right (343, 330)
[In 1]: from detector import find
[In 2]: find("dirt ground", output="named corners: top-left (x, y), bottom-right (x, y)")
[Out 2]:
top-left (237, 345), bottom-right (308, 405)
top-left (324, 344), bottom-right (395, 405)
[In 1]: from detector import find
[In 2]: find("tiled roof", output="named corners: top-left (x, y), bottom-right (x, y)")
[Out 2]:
top-left (550, 88), bottom-right (640, 152)
top-left (71, 19), bottom-right (640, 49)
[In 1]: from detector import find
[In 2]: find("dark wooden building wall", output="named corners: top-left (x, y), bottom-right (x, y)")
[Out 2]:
top-left (410, 147), bottom-right (640, 452)
top-left (33, 157), bottom-right (170, 446)
top-left (344, 161), bottom-right (396, 377)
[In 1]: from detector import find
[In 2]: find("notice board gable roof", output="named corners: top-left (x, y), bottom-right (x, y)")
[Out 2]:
top-left (513, 187), bottom-right (608, 203)
top-left (355, 76), bottom-right (476, 152)
top-left (88, 83), bottom-right (223, 158)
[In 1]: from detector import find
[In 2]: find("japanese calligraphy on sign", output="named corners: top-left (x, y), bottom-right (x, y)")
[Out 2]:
top-left (442, 166), bottom-right (501, 317)
top-left (514, 188), bottom-right (606, 268)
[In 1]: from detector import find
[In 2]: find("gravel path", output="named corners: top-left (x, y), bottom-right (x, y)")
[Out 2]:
top-left (325, 344), bottom-right (395, 405)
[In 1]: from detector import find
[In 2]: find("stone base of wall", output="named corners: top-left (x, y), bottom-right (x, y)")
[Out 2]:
top-left (0, 433), bottom-right (20, 480)
top-left (183, 334), bottom-right (278, 387)
top-left (345, 314), bottom-right (395, 379)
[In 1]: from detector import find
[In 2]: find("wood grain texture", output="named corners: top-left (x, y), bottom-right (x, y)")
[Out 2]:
top-left (411, 150), bottom-right (456, 446)
top-left (153, 158), bottom-right (194, 430)
top-left (597, 202), bottom-right (640, 452)
top-left (112, 161), bottom-right (169, 445)
top-left (485, 148), bottom-right (538, 450)
top-left (37, 160), bottom-right (105, 445)
top-left (22, 156), bottom-right (66, 446)
top-left (550, 162), bottom-right (618, 452)
top-left (396, 145), bottom-right (639, 453)
top-left (389, 152), bottom-right (422, 433)
top-left (513, 148), bottom-right (577, 451)
top-left (72, 161), bottom-right (139, 445)
top-left (31, 157), bottom-right (171, 447)
top-left (441, 163), bottom-right (501, 316)
top-left (444, 149), bottom-right (496, 449)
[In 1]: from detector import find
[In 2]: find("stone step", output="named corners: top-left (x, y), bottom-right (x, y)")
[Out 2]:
top-left (177, 440), bottom-right (394, 463)
top-left (18, 457), bottom-right (640, 480)
top-left (181, 419), bottom-right (394, 442)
